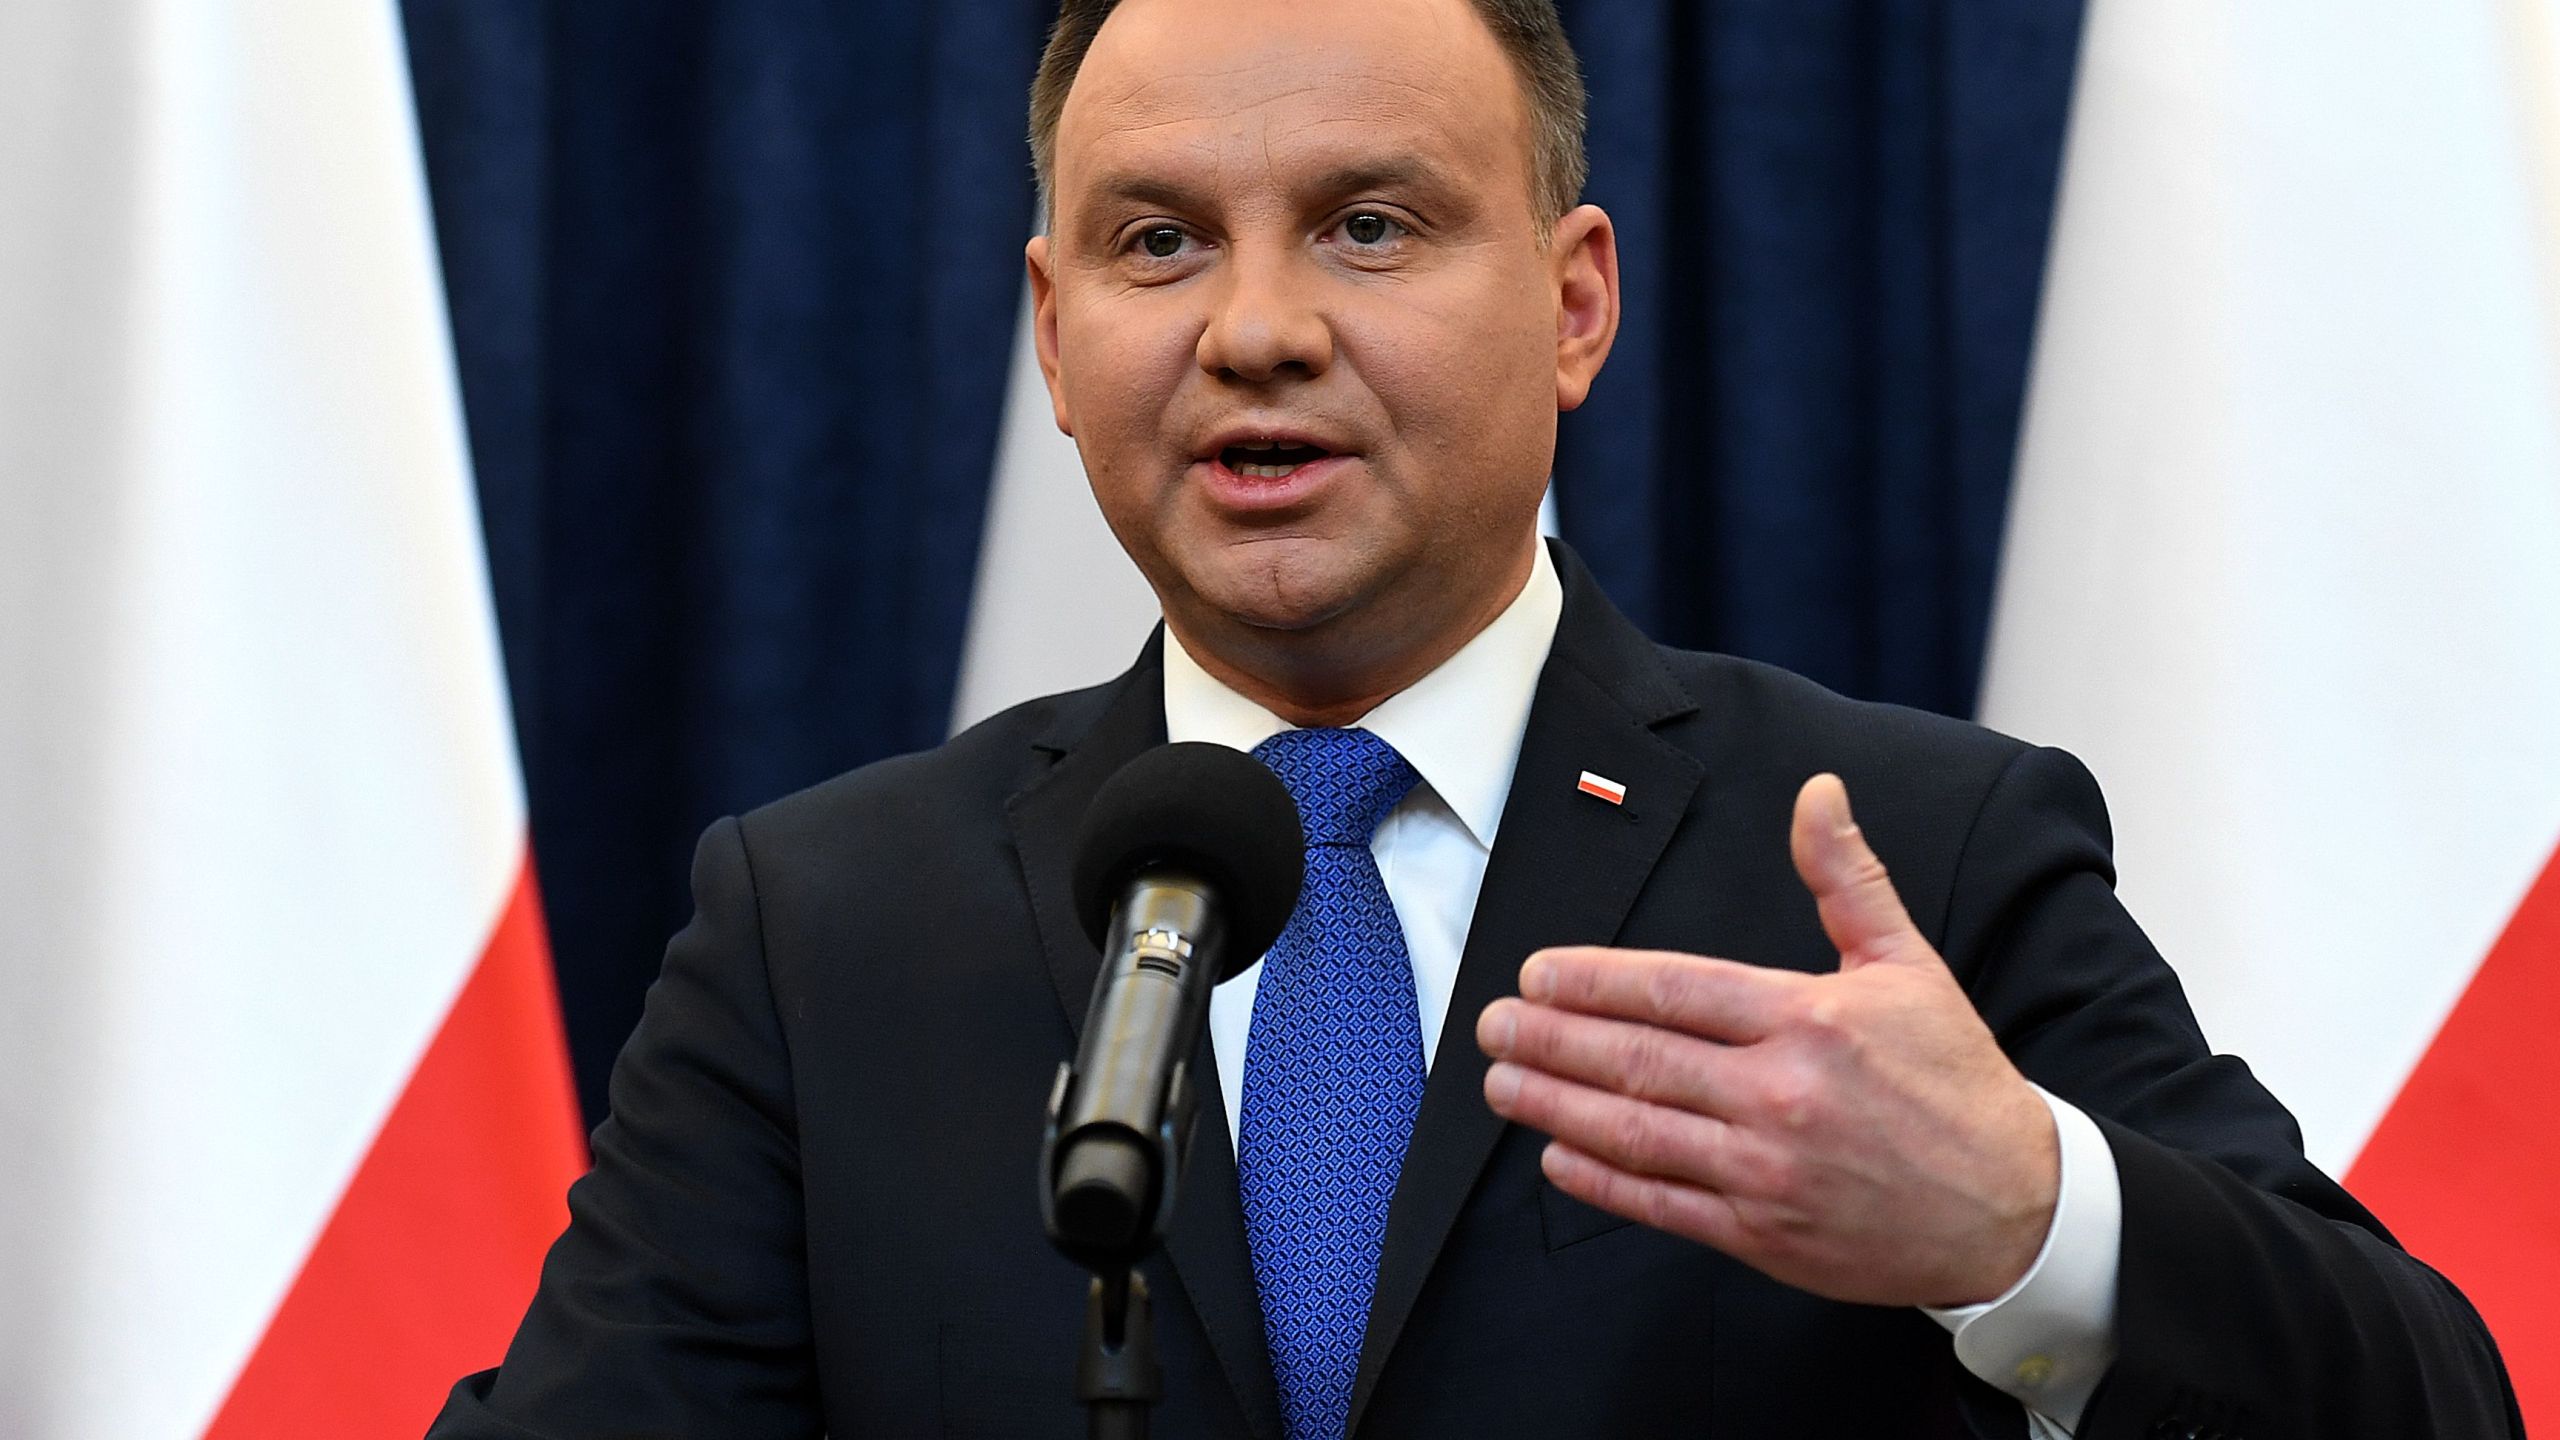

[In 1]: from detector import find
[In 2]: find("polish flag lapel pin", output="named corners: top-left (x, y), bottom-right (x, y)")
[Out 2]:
top-left (1576, 770), bottom-right (1628, 806)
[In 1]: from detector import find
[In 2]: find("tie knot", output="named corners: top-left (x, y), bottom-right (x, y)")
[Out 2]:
top-left (1251, 727), bottom-right (1420, 846)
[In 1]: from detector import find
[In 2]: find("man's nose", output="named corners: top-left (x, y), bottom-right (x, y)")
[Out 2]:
top-left (1195, 249), bottom-right (1334, 383)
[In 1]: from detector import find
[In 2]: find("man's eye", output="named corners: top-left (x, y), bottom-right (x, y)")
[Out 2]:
top-left (1341, 212), bottom-right (1401, 246)
top-left (1137, 227), bottom-right (1187, 259)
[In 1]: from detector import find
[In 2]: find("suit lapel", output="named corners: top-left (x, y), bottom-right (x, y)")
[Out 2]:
top-left (1152, 1049), bottom-right (1280, 1437)
top-left (1006, 636), bottom-right (1166, 1046)
top-left (1347, 546), bottom-right (1706, 1434)
top-left (1004, 634), bottom-right (1287, 1440)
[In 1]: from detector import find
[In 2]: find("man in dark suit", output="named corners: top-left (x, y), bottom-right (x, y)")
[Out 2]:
top-left (431, 0), bottom-right (2520, 1435)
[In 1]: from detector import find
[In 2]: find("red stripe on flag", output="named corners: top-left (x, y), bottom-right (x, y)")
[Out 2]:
top-left (2348, 838), bottom-right (2560, 1431)
top-left (203, 853), bottom-right (587, 1439)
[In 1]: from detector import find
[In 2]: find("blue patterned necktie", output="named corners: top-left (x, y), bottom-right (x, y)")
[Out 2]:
top-left (1238, 726), bottom-right (1426, 1440)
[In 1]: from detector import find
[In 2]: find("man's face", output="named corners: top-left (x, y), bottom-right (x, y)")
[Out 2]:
top-left (1029, 0), bottom-right (1617, 683)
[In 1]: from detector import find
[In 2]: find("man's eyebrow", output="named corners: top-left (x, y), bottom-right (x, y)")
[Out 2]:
top-left (1088, 172), bottom-right (1202, 213)
top-left (1302, 157), bottom-right (1458, 200)
top-left (1080, 156), bottom-right (1461, 216)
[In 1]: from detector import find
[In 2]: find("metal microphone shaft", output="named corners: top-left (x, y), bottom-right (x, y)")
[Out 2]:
top-left (1053, 875), bottom-right (1227, 1257)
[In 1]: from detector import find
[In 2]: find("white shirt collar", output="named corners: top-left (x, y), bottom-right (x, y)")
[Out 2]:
top-left (1160, 539), bottom-right (1564, 848)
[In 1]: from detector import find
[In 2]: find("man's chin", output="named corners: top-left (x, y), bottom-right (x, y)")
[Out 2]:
top-left (1177, 542), bottom-right (1381, 639)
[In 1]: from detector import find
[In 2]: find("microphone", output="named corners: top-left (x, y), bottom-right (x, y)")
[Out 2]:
top-left (1044, 741), bottom-right (1304, 1266)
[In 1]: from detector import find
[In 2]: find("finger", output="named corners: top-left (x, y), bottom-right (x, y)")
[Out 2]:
top-left (1518, 945), bottom-right (1802, 1042)
top-left (1540, 1142), bottom-right (1747, 1255)
top-left (1789, 773), bottom-right (1922, 969)
top-left (1484, 1059), bottom-right (1745, 1189)
top-left (1478, 999), bottom-right (1747, 1118)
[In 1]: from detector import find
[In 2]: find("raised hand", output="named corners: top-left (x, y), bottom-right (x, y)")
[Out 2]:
top-left (1476, 774), bottom-right (2060, 1308)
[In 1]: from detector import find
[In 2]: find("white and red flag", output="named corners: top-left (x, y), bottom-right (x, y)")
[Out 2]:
top-left (0, 2), bottom-right (585, 1436)
top-left (1984, 0), bottom-right (2560, 1426)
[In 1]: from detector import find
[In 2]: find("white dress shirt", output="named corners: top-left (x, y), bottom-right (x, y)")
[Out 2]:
top-left (1160, 540), bottom-right (2120, 1434)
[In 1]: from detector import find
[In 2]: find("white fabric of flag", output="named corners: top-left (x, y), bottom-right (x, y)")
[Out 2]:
top-left (952, 281), bottom-right (1164, 732)
top-left (0, 3), bottom-right (562, 1436)
top-left (1983, 0), bottom-right (2560, 1423)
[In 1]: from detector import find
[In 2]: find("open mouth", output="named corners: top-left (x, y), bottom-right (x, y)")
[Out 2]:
top-left (1218, 440), bottom-right (1333, 479)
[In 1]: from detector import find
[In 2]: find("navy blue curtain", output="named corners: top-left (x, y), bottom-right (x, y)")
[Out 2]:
top-left (403, 0), bottom-right (2084, 1122)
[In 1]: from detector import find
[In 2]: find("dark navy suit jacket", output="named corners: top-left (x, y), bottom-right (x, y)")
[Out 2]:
top-left (431, 542), bottom-right (2518, 1440)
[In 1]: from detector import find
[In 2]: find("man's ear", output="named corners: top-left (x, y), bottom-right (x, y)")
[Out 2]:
top-left (1549, 204), bottom-right (1621, 413)
top-left (1026, 235), bottom-right (1074, 437)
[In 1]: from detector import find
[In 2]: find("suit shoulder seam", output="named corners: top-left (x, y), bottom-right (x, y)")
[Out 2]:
top-left (1933, 744), bottom-right (2042, 950)
top-left (724, 813), bottom-right (791, 1055)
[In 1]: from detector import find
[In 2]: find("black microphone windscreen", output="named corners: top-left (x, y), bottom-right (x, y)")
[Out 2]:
top-left (1070, 741), bottom-right (1305, 970)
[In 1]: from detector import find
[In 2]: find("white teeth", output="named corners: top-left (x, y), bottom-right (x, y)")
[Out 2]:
top-left (1235, 462), bottom-right (1300, 479)
top-left (1239, 439), bottom-right (1278, 451)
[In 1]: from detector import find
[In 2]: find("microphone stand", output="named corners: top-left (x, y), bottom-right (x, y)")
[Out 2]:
top-left (1041, 1058), bottom-right (1198, 1440)
top-left (1075, 1263), bottom-right (1158, 1440)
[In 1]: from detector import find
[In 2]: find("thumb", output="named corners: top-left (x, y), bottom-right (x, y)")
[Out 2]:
top-left (1791, 773), bottom-right (1924, 969)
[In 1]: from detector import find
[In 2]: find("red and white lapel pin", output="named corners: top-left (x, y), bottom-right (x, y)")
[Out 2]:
top-left (1576, 770), bottom-right (1627, 806)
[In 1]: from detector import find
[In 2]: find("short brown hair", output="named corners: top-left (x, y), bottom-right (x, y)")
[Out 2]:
top-left (1028, 0), bottom-right (1588, 233)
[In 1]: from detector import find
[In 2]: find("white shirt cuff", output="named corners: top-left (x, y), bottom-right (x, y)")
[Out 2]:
top-left (1921, 1086), bottom-right (2121, 1434)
